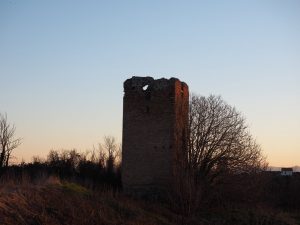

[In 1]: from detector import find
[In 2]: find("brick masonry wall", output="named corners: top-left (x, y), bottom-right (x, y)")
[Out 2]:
top-left (122, 76), bottom-right (189, 194)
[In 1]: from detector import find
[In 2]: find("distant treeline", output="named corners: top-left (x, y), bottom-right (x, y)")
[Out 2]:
top-left (2, 151), bottom-right (300, 211)
top-left (1, 136), bottom-right (122, 190)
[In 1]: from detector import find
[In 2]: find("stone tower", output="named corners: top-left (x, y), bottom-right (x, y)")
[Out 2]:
top-left (122, 76), bottom-right (189, 194)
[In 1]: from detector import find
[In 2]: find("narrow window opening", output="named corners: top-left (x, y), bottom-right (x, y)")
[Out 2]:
top-left (142, 85), bottom-right (149, 91)
top-left (145, 92), bottom-right (151, 100)
top-left (146, 106), bottom-right (150, 113)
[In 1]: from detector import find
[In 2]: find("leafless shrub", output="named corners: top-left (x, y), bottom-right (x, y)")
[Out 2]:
top-left (0, 113), bottom-right (21, 170)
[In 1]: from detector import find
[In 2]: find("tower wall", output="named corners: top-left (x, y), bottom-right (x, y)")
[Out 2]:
top-left (122, 76), bottom-right (189, 194)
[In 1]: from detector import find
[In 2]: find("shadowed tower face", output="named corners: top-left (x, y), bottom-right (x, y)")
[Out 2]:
top-left (122, 76), bottom-right (189, 193)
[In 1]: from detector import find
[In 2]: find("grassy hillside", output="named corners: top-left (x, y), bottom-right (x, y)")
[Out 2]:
top-left (0, 177), bottom-right (177, 225)
top-left (0, 176), bottom-right (299, 225)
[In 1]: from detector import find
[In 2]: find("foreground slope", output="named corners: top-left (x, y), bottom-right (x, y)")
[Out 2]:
top-left (0, 178), bottom-right (175, 225)
top-left (0, 177), bottom-right (299, 225)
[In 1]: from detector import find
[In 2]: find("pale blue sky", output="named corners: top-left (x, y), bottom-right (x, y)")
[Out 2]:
top-left (0, 0), bottom-right (299, 166)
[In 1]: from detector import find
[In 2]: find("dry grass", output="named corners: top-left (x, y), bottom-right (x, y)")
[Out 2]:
top-left (0, 175), bottom-right (299, 225)
top-left (0, 175), bottom-right (176, 225)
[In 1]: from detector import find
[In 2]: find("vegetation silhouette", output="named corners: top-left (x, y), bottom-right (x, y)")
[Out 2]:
top-left (0, 113), bottom-right (21, 173)
top-left (2, 136), bottom-right (121, 191)
top-left (0, 94), bottom-right (300, 224)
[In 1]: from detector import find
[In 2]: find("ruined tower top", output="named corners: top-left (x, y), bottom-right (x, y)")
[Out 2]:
top-left (124, 76), bottom-right (188, 93)
top-left (122, 76), bottom-right (189, 195)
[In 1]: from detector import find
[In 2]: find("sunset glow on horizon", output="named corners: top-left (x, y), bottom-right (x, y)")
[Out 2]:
top-left (1, 1), bottom-right (299, 167)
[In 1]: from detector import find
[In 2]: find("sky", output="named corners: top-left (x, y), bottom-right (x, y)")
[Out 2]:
top-left (0, 0), bottom-right (299, 167)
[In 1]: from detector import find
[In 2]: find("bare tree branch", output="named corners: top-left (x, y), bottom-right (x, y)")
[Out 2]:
top-left (187, 95), bottom-right (267, 184)
top-left (0, 113), bottom-right (21, 170)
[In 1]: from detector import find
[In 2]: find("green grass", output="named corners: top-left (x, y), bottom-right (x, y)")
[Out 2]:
top-left (61, 182), bottom-right (91, 196)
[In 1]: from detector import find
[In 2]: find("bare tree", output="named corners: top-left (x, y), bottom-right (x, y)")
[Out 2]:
top-left (171, 94), bottom-right (266, 218)
top-left (0, 113), bottom-right (21, 169)
top-left (188, 94), bottom-right (266, 185)
top-left (102, 136), bottom-right (117, 160)
top-left (100, 136), bottom-right (120, 172)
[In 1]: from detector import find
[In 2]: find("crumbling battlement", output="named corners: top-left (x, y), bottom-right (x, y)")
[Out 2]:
top-left (124, 76), bottom-right (188, 92)
top-left (122, 76), bottom-right (189, 195)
